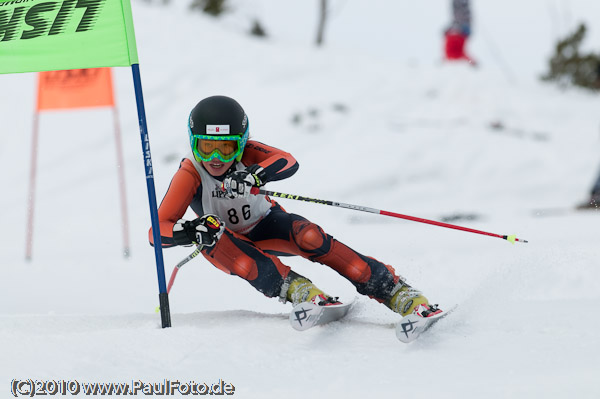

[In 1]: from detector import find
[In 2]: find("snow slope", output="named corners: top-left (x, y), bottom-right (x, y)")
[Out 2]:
top-left (1, 1), bottom-right (600, 398)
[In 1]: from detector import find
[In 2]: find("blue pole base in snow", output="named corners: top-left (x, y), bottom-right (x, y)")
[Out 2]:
top-left (159, 293), bottom-right (171, 328)
top-left (131, 63), bottom-right (171, 328)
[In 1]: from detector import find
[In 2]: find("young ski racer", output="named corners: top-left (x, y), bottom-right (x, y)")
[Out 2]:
top-left (149, 95), bottom-right (443, 322)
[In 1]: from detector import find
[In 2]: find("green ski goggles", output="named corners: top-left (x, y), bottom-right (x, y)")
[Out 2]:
top-left (191, 134), bottom-right (245, 162)
top-left (188, 117), bottom-right (249, 163)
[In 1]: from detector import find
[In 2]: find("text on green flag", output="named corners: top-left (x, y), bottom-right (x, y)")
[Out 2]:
top-left (0, 0), bottom-right (138, 74)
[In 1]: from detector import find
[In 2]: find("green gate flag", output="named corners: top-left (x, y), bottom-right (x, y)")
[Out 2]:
top-left (0, 0), bottom-right (138, 74)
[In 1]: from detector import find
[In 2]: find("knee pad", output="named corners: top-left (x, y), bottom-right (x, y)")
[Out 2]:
top-left (292, 220), bottom-right (331, 255)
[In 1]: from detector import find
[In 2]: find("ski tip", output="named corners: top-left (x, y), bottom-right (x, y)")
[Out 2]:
top-left (289, 303), bottom-right (324, 331)
top-left (154, 306), bottom-right (160, 313)
top-left (396, 304), bottom-right (457, 343)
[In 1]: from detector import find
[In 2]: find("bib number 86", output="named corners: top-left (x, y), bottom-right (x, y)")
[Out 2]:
top-left (227, 205), bottom-right (251, 224)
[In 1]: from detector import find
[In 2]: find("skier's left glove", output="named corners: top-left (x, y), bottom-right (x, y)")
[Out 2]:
top-left (222, 164), bottom-right (266, 199)
top-left (172, 214), bottom-right (225, 247)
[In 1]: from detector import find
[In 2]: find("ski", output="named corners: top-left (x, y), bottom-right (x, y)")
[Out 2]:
top-left (395, 305), bottom-right (457, 343)
top-left (289, 300), bottom-right (353, 331)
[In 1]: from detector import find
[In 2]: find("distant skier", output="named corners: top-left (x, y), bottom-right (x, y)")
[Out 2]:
top-left (149, 95), bottom-right (442, 321)
top-left (444, 0), bottom-right (476, 65)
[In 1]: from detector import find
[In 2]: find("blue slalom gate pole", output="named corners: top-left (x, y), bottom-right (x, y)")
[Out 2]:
top-left (131, 64), bottom-right (171, 328)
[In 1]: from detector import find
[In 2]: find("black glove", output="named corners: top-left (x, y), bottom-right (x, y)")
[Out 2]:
top-left (222, 164), bottom-right (266, 199)
top-left (172, 214), bottom-right (225, 247)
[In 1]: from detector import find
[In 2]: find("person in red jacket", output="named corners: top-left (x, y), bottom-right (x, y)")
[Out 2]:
top-left (444, 0), bottom-right (476, 65)
top-left (149, 95), bottom-right (441, 318)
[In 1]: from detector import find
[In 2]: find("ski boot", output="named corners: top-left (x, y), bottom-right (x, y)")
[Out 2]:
top-left (284, 272), bottom-right (340, 306)
top-left (284, 272), bottom-right (348, 331)
top-left (385, 282), bottom-right (442, 318)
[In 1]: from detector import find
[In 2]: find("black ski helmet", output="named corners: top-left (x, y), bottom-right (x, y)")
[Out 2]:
top-left (188, 96), bottom-right (249, 162)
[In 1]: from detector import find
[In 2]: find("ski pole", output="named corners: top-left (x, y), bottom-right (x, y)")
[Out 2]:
top-left (155, 245), bottom-right (203, 313)
top-left (167, 245), bottom-right (203, 294)
top-left (251, 187), bottom-right (528, 244)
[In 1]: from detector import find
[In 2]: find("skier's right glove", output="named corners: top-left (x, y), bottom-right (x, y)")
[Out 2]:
top-left (222, 165), bottom-right (266, 199)
top-left (172, 214), bottom-right (225, 247)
